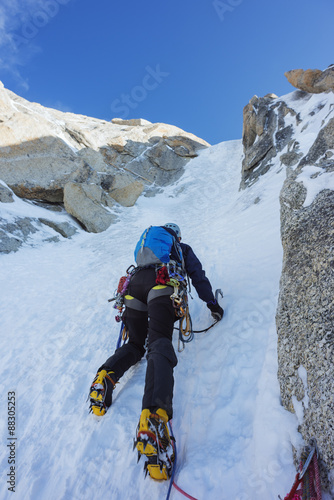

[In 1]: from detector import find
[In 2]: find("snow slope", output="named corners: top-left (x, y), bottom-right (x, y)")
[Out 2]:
top-left (0, 138), bottom-right (308, 500)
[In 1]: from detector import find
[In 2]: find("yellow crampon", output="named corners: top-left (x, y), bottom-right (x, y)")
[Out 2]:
top-left (135, 408), bottom-right (174, 481)
top-left (89, 370), bottom-right (115, 416)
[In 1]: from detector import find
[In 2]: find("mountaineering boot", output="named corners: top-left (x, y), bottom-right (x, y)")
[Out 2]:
top-left (89, 370), bottom-right (116, 416)
top-left (134, 408), bottom-right (175, 480)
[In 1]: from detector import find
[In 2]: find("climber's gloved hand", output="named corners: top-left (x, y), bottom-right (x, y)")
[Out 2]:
top-left (207, 300), bottom-right (224, 321)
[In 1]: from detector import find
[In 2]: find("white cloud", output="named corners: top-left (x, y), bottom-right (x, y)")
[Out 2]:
top-left (0, 0), bottom-right (64, 91)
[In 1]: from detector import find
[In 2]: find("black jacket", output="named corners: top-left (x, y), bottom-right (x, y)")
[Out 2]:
top-left (162, 226), bottom-right (215, 304)
top-left (180, 242), bottom-right (215, 304)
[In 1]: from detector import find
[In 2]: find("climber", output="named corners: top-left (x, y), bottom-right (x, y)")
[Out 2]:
top-left (88, 223), bottom-right (223, 480)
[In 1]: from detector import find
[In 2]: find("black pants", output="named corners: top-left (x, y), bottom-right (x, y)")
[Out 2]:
top-left (99, 268), bottom-right (178, 419)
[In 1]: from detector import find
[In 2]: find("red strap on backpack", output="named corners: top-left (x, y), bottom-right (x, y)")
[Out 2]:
top-left (156, 266), bottom-right (170, 285)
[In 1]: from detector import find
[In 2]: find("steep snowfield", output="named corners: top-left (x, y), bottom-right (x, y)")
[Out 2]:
top-left (0, 138), bottom-right (307, 500)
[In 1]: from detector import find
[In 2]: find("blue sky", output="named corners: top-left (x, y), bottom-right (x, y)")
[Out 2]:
top-left (0, 0), bottom-right (333, 145)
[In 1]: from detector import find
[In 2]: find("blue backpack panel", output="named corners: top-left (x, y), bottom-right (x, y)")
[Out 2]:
top-left (134, 226), bottom-right (182, 267)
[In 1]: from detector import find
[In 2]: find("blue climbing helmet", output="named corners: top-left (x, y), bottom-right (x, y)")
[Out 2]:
top-left (164, 223), bottom-right (181, 240)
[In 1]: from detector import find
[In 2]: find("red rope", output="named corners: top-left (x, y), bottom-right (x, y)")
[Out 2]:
top-left (173, 481), bottom-right (198, 500)
top-left (283, 444), bottom-right (322, 500)
top-left (313, 454), bottom-right (322, 500)
top-left (167, 420), bottom-right (199, 500)
top-left (284, 473), bottom-right (302, 500)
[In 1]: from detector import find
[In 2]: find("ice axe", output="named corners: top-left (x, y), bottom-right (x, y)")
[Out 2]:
top-left (215, 288), bottom-right (223, 303)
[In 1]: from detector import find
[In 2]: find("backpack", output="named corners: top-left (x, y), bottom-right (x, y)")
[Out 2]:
top-left (134, 226), bottom-right (183, 267)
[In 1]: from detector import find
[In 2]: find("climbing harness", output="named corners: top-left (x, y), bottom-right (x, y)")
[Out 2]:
top-left (166, 421), bottom-right (199, 500)
top-left (280, 439), bottom-right (322, 500)
top-left (109, 265), bottom-right (223, 352)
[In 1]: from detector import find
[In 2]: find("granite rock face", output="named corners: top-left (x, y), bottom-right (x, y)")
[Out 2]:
top-left (241, 94), bottom-right (296, 187)
top-left (242, 73), bottom-right (334, 494)
top-left (276, 169), bottom-right (334, 494)
top-left (63, 182), bottom-right (117, 233)
top-left (0, 81), bottom-right (209, 234)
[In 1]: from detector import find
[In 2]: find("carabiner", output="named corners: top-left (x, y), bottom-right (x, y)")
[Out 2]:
top-left (299, 439), bottom-right (318, 480)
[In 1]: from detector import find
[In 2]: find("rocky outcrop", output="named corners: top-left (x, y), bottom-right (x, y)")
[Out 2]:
top-left (285, 66), bottom-right (334, 94)
top-left (241, 94), bottom-right (296, 186)
top-left (0, 187), bottom-right (79, 253)
top-left (0, 82), bottom-right (209, 234)
top-left (0, 215), bottom-right (79, 253)
top-left (299, 117), bottom-right (334, 167)
top-left (241, 76), bottom-right (334, 187)
top-left (38, 218), bottom-right (78, 239)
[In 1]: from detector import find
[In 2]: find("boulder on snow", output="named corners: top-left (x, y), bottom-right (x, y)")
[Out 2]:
top-left (39, 219), bottom-right (78, 238)
top-left (63, 182), bottom-right (117, 233)
top-left (285, 66), bottom-right (334, 94)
